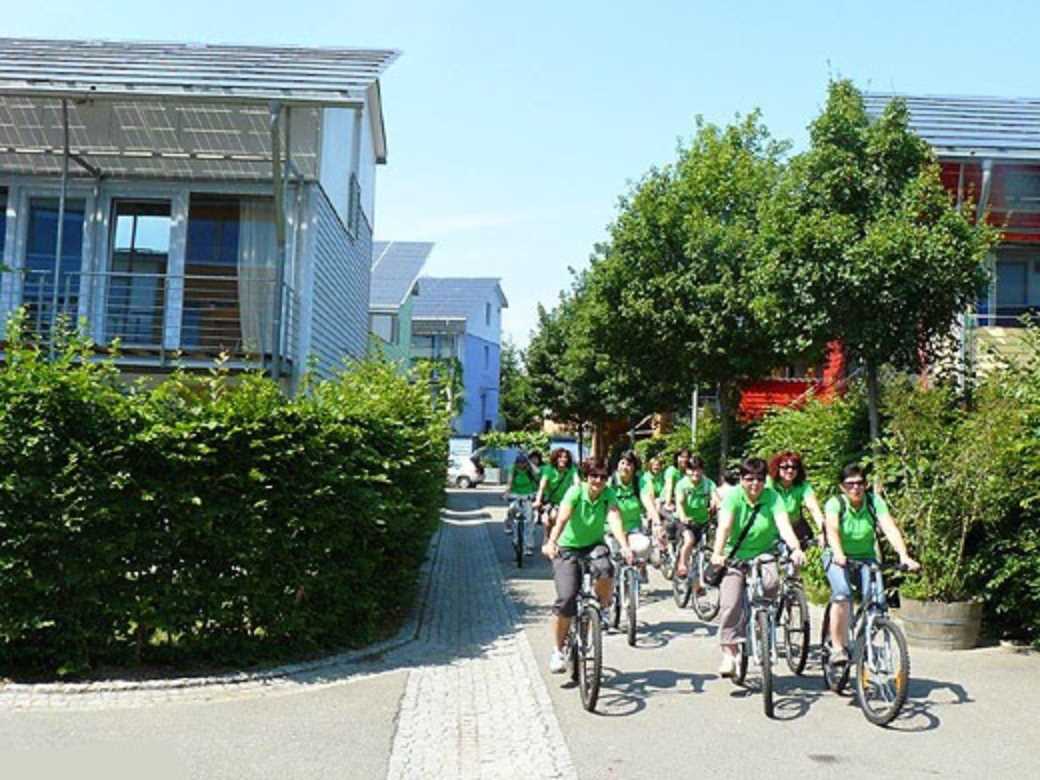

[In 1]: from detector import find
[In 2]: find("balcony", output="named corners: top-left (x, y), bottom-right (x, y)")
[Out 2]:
top-left (2, 268), bottom-right (299, 373)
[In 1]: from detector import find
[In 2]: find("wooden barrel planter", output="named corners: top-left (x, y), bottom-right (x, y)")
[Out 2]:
top-left (897, 596), bottom-right (983, 650)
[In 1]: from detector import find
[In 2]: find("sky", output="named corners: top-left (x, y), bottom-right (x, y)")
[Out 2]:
top-left (7, 1), bottom-right (1040, 346)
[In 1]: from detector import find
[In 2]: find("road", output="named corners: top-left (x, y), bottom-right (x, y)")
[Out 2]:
top-left (1, 487), bottom-right (1037, 779)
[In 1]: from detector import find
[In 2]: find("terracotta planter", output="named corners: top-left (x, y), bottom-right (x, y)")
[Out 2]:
top-left (897, 595), bottom-right (983, 651)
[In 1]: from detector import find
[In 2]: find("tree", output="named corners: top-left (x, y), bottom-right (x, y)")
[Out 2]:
top-left (587, 113), bottom-right (789, 473)
top-left (756, 80), bottom-right (998, 447)
top-left (498, 338), bottom-right (541, 431)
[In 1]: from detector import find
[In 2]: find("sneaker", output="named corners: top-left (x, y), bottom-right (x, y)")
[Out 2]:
top-left (718, 654), bottom-right (736, 678)
top-left (548, 647), bottom-right (568, 674)
top-left (600, 606), bottom-right (612, 626)
top-left (504, 519), bottom-right (514, 535)
top-left (830, 646), bottom-right (849, 666)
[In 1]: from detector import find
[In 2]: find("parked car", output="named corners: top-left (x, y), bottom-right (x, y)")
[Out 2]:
top-left (448, 454), bottom-right (485, 489)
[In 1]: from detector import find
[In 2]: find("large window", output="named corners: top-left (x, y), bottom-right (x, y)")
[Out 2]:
top-left (23, 197), bottom-right (85, 332)
top-left (992, 247), bottom-right (1040, 322)
top-left (370, 312), bottom-right (399, 344)
top-left (411, 333), bottom-right (456, 360)
top-left (0, 188), bottom-right (7, 260)
top-left (107, 200), bottom-right (171, 345)
top-left (182, 194), bottom-right (274, 353)
top-left (997, 167), bottom-right (1040, 213)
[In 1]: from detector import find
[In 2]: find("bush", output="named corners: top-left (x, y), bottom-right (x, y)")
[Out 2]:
top-left (634, 408), bottom-right (748, 478)
top-left (0, 319), bottom-right (449, 677)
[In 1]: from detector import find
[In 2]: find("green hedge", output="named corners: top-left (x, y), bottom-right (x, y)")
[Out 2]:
top-left (0, 321), bottom-right (449, 676)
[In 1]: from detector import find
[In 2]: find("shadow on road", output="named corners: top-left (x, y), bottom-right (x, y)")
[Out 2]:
top-left (593, 665), bottom-right (717, 717)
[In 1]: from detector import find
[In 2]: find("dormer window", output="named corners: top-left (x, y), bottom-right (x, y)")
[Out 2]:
top-left (485, 302), bottom-right (492, 326)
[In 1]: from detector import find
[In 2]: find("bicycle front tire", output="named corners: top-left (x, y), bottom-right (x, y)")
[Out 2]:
top-left (820, 603), bottom-right (851, 694)
top-left (757, 610), bottom-right (774, 718)
top-left (854, 616), bottom-right (910, 727)
top-left (781, 585), bottom-right (810, 676)
top-left (690, 554), bottom-right (721, 622)
top-left (625, 567), bottom-right (638, 647)
top-left (514, 519), bottom-right (524, 568)
top-left (578, 604), bottom-right (603, 712)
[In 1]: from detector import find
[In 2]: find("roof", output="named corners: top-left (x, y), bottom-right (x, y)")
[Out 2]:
top-left (0, 38), bottom-right (399, 107)
top-left (370, 241), bottom-right (434, 309)
top-left (863, 92), bottom-right (1040, 160)
top-left (412, 277), bottom-right (509, 319)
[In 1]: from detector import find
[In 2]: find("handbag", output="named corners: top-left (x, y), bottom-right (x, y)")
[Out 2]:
top-left (702, 504), bottom-right (760, 587)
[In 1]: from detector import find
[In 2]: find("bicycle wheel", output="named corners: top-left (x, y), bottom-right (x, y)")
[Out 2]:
top-left (781, 585), bottom-right (811, 676)
top-left (671, 563), bottom-right (691, 608)
top-left (854, 617), bottom-right (910, 727)
top-left (660, 545), bottom-right (675, 581)
top-left (578, 605), bottom-right (603, 712)
top-left (820, 603), bottom-right (850, 694)
top-left (733, 644), bottom-right (749, 687)
top-left (569, 627), bottom-right (579, 684)
top-left (757, 610), bottom-right (774, 718)
top-left (514, 518), bottom-right (524, 568)
top-left (610, 578), bottom-right (621, 630)
top-left (625, 567), bottom-right (638, 647)
top-left (690, 554), bottom-right (721, 622)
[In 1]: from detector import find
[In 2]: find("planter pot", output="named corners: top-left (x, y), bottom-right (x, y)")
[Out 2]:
top-left (897, 595), bottom-right (982, 651)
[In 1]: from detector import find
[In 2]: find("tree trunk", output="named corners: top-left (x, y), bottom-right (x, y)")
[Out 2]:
top-left (718, 380), bottom-right (733, 481)
top-left (578, 422), bottom-right (584, 463)
top-left (866, 359), bottom-right (882, 453)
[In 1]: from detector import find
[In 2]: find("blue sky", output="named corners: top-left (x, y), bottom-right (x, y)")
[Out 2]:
top-left (8, 1), bottom-right (1039, 345)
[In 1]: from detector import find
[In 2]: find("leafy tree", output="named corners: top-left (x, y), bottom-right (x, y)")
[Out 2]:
top-left (755, 80), bottom-right (998, 447)
top-left (498, 338), bottom-right (541, 431)
top-left (587, 113), bottom-right (789, 473)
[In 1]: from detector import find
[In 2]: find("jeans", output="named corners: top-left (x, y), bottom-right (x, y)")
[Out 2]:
top-left (823, 552), bottom-right (880, 606)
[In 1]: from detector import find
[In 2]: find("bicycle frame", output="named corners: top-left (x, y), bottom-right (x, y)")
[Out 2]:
top-left (844, 562), bottom-right (889, 668)
top-left (740, 556), bottom-right (778, 667)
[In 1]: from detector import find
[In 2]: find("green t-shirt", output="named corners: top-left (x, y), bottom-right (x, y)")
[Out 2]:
top-left (766, 477), bottom-right (815, 520)
top-left (541, 464), bottom-right (577, 504)
top-left (663, 465), bottom-right (682, 499)
top-left (509, 466), bottom-right (538, 496)
top-left (676, 474), bottom-right (716, 525)
top-left (557, 483), bottom-right (616, 548)
top-left (611, 474), bottom-right (644, 533)
top-left (824, 494), bottom-right (890, 559)
top-left (722, 486), bottom-right (785, 560)
top-left (641, 470), bottom-right (666, 499)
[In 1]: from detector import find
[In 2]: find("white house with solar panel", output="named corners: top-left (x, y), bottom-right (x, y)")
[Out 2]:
top-left (0, 38), bottom-right (398, 389)
top-left (368, 241), bottom-right (434, 367)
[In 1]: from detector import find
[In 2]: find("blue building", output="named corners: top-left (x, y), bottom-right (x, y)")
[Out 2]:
top-left (411, 277), bottom-right (508, 435)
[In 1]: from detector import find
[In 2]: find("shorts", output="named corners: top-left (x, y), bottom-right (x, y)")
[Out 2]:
top-left (678, 521), bottom-right (707, 546)
top-left (552, 544), bottom-right (613, 618)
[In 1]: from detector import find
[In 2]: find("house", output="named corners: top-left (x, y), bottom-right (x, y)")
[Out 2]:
top-left (0, 38), bottom-right (398, 390)
top-left (369, 241), bottom-right (433, 367)
top-left (864, 93), bottom-right (1040, 371)
top-left (411, 277), bottom-right (508, 435)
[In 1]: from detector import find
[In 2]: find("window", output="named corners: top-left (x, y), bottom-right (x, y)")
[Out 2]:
top-left (484, 344), bottom-right (490, 369)
top-left (992, 247), bottom-right (1040, 322)
top-left (411, 334), bottom-right (455, 360)
top-left (998, 167), bottom-right (1040, 213)
top-left (370, 312), bottom-right (399, 344)
top-left (107, 200), bottom-right (171, 345)
top-left (485, 302), bottom-right (492, 326)
top-left (0, 188), bottom-right (7, 259)
top-left (23, 197), bottom-right (86, 331)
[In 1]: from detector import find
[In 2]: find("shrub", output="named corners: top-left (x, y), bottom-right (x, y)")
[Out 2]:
top-left (0, 320), bottom-right (449, 677)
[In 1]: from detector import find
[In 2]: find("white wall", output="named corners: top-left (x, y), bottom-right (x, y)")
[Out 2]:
top-left (318, 97), bottom-right (379, 232)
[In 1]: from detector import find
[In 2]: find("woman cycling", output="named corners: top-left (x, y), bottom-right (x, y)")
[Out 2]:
top-left (504, 452), bottom-right (540, 555)
top-left (711, 457), bottom-right (805, 677)
top-left (674, 455), bottom-right (718, 579)
top-left (610, 450), bottom-right (657, 580)
top-left (535, 447), bottom-right (580, 535)
top-left (766, 451), bottom-right (826, 548)
top-left (542, 458), bottom-right (633, 673)
top-left (823, 463), bottom-right (920, 665)
top-left (662, 448), bottom-right (691, 512)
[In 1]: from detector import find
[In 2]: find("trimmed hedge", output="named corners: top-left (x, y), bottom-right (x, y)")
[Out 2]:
top-left (0, 321), bottom-right (449, 677)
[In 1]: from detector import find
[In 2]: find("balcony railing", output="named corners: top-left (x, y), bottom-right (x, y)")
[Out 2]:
top-left (970, 305), bottom-right (1040, 328)
top-left (2, 269), bottom-right (299, 371)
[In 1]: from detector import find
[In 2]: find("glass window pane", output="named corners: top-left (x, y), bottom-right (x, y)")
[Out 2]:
top-left (0, 188), bottom-right (8, 259)
top-left (996, 260), bottom-right (1027, 307)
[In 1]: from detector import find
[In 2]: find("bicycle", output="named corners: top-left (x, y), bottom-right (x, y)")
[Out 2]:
top-left (561, 552), bottom-right (604, 712)
top-left (609, 538), bottom-right (641, 646)
top-left (506, 494), bottom-right (534, 568)
top-left (671, 522), bottom-right (721, 621)
top-left (775, 541), bottom-right (811, 675)
top-left (728, 552), bottom-right (786, 719)
top-left (820, 559), bottom-right (911, 726)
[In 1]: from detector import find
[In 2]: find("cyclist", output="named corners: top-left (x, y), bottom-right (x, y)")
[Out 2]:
top-left (610, 450), bottom-right (657, 580)
top-left (535, 447), bottom-right (580, 535)
top-left (640, 456), bottom-right (669, 560)
top-left (711, 457), bottom-right (806, 677)
top-left (504, 452), bottom-right (540, 555)
top-left (543, 457), bottom-right (634, 673)
top-left (823, 463), bottom-right (920, 665)
top-left (766, 452), bottom-right (826, 549)
top-left (662, 448), bottom-right (691, 512)
top-left (674, 455), bottom-right (718, 579)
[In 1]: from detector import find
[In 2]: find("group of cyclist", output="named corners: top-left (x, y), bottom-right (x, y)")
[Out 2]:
top-left (504, 445), bottom-right (920, 677)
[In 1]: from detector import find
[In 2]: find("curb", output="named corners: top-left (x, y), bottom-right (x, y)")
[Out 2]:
top-left (0, 521), bottom-right (446, 703)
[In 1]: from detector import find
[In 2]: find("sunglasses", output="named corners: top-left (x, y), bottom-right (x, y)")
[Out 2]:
top-left (741, 475), bottom-right (766, 483)
top-left (588, 473), bottom-right (608, 481)
top-left (779, 463), bottom-right (798, 470)
top-left (843, 479), bottom-right (866, 488)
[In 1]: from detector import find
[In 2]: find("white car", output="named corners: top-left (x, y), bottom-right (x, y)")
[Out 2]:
top-left (448, 455), bottom-right (485, 489)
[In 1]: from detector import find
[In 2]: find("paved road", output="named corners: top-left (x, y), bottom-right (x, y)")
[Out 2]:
top-left (3, 487), bottom-right (1038, 779)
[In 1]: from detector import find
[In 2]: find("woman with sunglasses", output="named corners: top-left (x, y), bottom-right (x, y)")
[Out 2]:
top-left (640, 456), bottom-right (670, 555)
top-left (711, 457), bottom-right (805, 677)
top-left (542, 458), bottom-right (634, 673)
top-left (823, 463), bottom-right (919, 665)
top-left (766, 452), bottom-right (826, 548)
top-left (674, 455), bottom-right (718, 579)
top-left (534, 447), bottom-right (580, 535)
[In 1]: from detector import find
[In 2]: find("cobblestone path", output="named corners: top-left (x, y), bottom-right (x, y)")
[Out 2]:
top-left (385, 515), bottom-right (575, 780)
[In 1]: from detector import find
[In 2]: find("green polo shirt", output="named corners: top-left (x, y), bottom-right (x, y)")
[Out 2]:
top-left (825, 494), bottom-right (889, 559)
top-left (611, 474), bottom-right (645, 533)
top-left (766, 477), bottom-right (816, 520)
top-left (557, 483), bottom-right (617, 548)
top-left (509, 467), bottom-right (538, 496)
top-left (676, 475), bottom-right (716, 525)
top-left (541, 464), bottom-right (577, 505)
top-left (641, 470), bottom-right (666, 499)
top-left (722, 486), bottom-right (785, 560)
